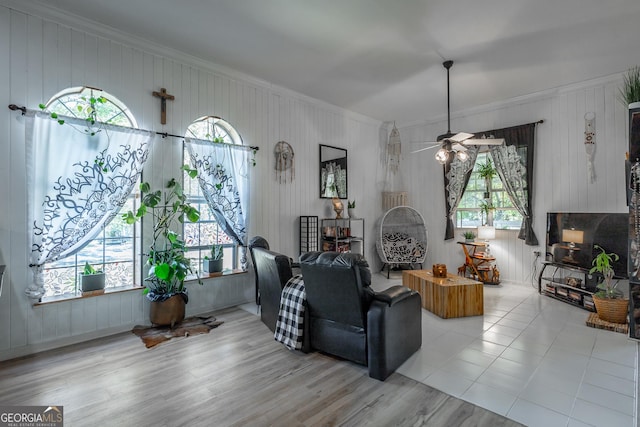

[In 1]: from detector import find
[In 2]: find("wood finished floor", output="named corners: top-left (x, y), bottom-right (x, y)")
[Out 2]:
top-left (0, 307), bottom-right (523, 427)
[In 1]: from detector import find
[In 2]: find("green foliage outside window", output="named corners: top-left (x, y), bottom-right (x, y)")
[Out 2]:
top-left (456, 152), bottom-right (523, 230)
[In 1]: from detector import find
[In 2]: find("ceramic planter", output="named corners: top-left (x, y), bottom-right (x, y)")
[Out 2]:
top-left (80, 272), bottom-right (106, 292)
top-left (203, 258), bottom-right (223, 274)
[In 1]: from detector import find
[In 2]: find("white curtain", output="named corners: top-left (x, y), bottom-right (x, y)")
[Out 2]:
top-left (185, 138), bottom-right (251, 268)
top-left (25, 111), bottom-right (153, 301)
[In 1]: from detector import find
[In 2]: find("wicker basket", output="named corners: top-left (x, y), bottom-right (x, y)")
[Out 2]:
top-left (593, 296), bottom-right (629, 324)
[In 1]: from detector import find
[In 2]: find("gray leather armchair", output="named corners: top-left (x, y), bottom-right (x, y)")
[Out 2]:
top-left (299, 251), bottom-right (422, 381)
top-left (249, 236), bottom-right (310, 352)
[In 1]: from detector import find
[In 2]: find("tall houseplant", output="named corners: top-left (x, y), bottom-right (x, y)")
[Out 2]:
top-left (123, 165), bottom-right (201, 326)
top-left (589, 245), bottom-right (628, 323)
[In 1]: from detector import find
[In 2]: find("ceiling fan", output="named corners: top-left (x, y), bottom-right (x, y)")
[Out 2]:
top-left (413, 60), bottom-right (504, 164)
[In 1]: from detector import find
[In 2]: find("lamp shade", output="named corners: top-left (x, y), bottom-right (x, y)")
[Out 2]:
top-left (477, 225), bottom-right (496, 240)
top-left (562, 228), bottom-right (584, 244)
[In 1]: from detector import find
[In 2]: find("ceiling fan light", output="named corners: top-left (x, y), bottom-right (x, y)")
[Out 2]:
top-left (435, 148), bottom-right (449, 164)
top-left (456, 150), bottom-right (469, 162)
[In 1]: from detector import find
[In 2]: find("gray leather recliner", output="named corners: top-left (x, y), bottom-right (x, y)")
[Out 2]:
top-left (299, 251), bottom-right (422, 381)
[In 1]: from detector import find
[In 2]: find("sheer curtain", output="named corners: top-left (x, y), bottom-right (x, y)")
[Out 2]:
top-left (185, 139), bottom-right (252, 268)
top-left (443, 146), bottom-right (479, 240)
top-left (25, 111), bottom-right (153, 301)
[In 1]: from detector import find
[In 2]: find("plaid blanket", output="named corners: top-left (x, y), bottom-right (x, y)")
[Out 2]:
top-left (274, 274), bottom-right (305, 350)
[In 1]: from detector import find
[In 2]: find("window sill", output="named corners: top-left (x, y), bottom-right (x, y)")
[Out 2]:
top-left (36, 269), bottom-right (248, 306)
top-left (36, 285), bottom-right (145, 306)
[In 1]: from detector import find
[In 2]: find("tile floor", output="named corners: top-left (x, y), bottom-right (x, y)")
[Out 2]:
top-left (370, 272), bottom-right (639, 427)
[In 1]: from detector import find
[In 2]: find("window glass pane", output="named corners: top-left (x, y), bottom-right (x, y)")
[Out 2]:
top-left (456, 152), bottom-right (523, 230)
top-left (184, 116), bottom-right (241, 272)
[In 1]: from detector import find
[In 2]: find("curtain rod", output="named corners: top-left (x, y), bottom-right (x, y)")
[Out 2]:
top-left (8, 104), bottom-right (260, 152)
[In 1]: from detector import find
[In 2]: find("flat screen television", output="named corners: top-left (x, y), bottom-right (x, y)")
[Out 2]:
top-left (546, 212), bottom-right (629, 279)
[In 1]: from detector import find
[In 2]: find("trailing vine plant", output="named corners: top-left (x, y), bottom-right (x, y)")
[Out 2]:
top-left (39, 92), bottom-right (113, 172)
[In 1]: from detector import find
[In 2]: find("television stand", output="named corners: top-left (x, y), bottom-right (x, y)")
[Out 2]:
top-left (538, 262), bottom-right (595, 311)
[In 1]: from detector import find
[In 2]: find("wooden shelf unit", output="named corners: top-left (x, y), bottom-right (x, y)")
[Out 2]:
top-left (457, 241), bottom-right (500, 285)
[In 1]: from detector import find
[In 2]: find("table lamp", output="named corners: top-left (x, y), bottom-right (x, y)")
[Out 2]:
top-left (477, 225), bottom-right (496, 255)
top-left (562, 228), bottom-right (583, 263)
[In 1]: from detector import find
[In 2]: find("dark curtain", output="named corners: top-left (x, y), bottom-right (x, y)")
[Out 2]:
top-left (443, 147), bottom-right (479, 240)
top-left (485, 123), bottom-right (539, 245)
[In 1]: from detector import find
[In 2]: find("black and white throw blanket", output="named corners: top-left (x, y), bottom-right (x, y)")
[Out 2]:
top-left (274, 274), bottom-right (305, 350)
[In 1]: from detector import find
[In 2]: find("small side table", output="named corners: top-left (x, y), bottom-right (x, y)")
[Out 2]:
top-left (457, 241), bottom-right (500, 285)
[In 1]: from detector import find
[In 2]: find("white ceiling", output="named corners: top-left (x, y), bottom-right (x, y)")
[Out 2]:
top-left (26, 0), bottom-right (640, 123)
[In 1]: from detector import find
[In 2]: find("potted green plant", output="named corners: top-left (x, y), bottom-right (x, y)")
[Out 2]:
top-left (122, 165), bottom-right (201, 327)
top-left (479, 200), bottom-right (495, 226)
top-left (477, 159), bottom-right (497, 199)
top-left (462, 231), bottom-right (476, 243)
top-left (347, 200), bottom-right (356, 219)
top-left (589, 245), bottom-right (628, 323)
top-left (203, 244), bottom-right (224, 274)
top-left (79, 262), bottom-right (105, 292)
top-left (619, 65), bottom-right (640, 106)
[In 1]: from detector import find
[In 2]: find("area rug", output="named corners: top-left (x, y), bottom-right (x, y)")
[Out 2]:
top-left (132, 316), bottom-right (224, 348)
top-left (585, 312), bottom-right (628, 334)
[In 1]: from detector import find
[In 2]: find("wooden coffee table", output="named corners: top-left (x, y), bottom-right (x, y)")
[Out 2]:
top-left (402, 270), bottom-right (483, 319)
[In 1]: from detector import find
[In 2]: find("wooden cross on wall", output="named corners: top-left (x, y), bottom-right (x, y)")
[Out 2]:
top-left (152, 88), bottom-right (175, 124)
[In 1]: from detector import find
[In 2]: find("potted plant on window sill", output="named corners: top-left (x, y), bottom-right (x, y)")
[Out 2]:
top-left (122, 165), bottom-right (202, 328)
top-left (203, 244), bottom-right (224, 274)
top-left (79, 262), bottom-right (105, 293)
top-left (589, 245), bottom-right (628, 324)
top-left (462, 231), bottom-right (476, 243)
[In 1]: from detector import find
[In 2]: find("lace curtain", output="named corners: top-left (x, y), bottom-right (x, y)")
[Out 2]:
top-left (185, 139), bottom-right (251, 268)
top-left (488, 123), bottom-right (539, 245)
top-left (25, 111), bottom-right (153, 301)
top-left (443, 146), bottom-right (479, 240)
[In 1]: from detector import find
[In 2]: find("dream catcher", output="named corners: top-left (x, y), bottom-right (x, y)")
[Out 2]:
top-left (274, 141), bottom-right (294, 183)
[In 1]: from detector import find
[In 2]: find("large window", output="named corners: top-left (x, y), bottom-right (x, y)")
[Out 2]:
top-left (42, 87), bottom-right (141, 297)
top-left (456, 152), bottom-right (523, 230)
top-left (183, 116), bottom-right (242, 273)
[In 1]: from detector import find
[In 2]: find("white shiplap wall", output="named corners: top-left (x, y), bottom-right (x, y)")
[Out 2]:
top-left (0, 3), bottom-right (631, 360)
top-left (0, 5), bottom-right (383, 360)
top-left (400, 77), bottom-right (629, 288)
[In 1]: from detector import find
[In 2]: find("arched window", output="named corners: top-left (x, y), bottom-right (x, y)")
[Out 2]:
top-left (45, 86), bottom-right (137, 127)
top-left (42, 87), bottom-right (141, 298)
top-left (183, 116), bottom-right (243, 272)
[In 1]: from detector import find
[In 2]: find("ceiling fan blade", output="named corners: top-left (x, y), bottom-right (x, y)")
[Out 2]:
top-left (462, 138), bottom-right (505, 146)
top-left (410, 139), bottom-right (439, 145)
top-left (451, 143), bottom-right (467, 152)
top-left (411, 145), bottom-right (440, 154)
top-left (449, 132), bottom-right (474, 143)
